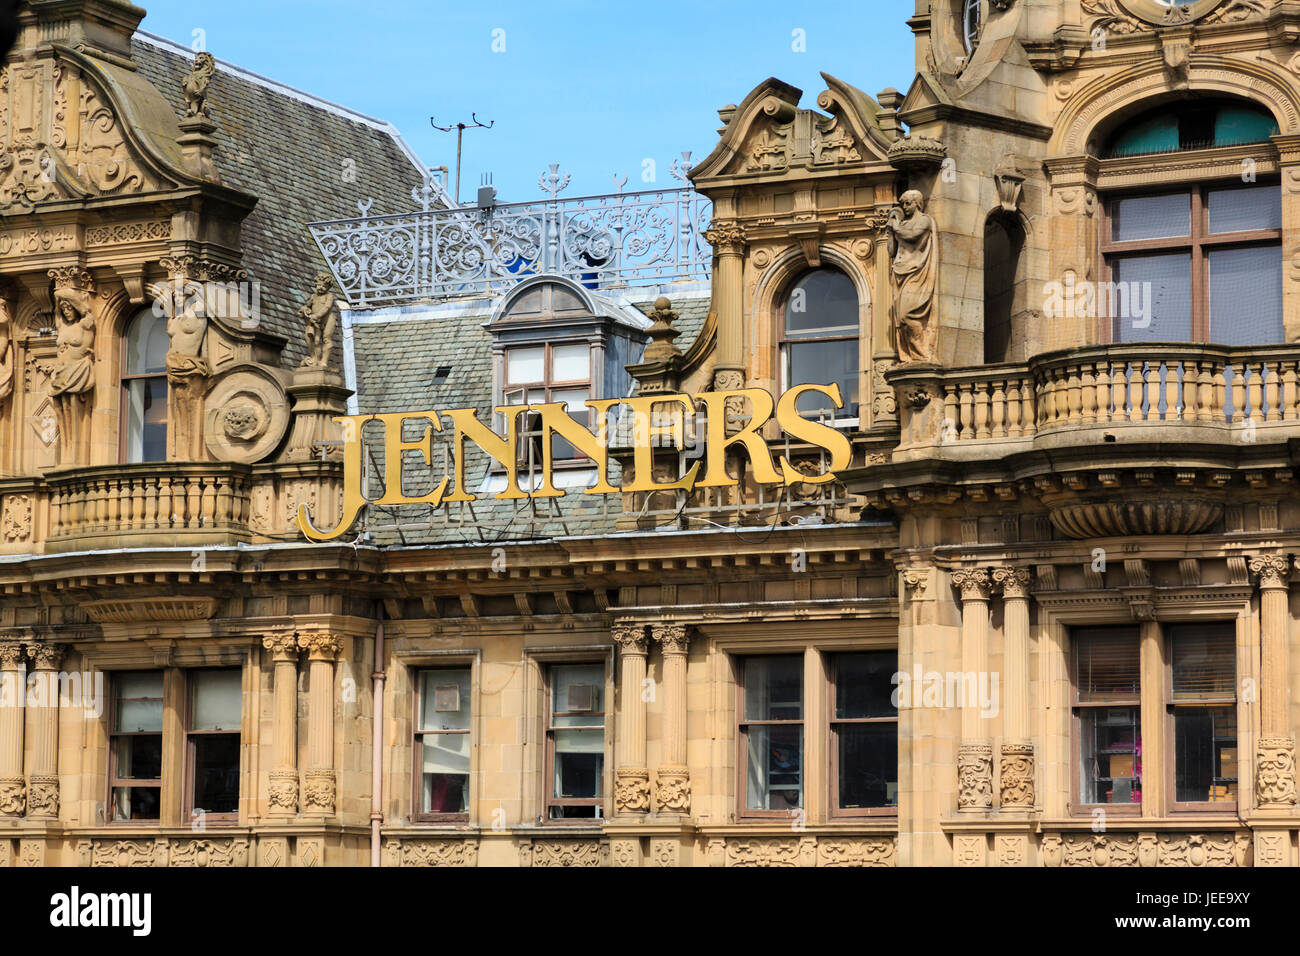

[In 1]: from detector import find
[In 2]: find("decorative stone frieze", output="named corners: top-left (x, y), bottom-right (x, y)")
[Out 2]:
top-left (383, 838), bottom-right (478, 867)
top-left (999, 744), bottom-right (1036, 809)
top-left (1257, 737), bottom-right (1297, 808)
top-left (0, 775), bottom-right (24, 816)
top-left (26, 773), bottom-right (58, 817)
top-left (268, 769), bottom-right (298, 814)
top-left (302, 768), bottom-right (336, 815)
top-left (1041, 831), bottom-right (1251, 867)
top-left (654, 766), bottom-right (691, 815)
top-left (525, 840), bottom-right (604, 867)
top-left (614, 768), bottom-right (651, 813)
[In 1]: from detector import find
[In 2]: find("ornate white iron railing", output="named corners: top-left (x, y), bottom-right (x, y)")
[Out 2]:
top-left (309, 164), bottom-right (714, 307)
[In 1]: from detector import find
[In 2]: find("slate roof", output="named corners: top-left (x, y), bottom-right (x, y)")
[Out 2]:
top-left (349, 285), bottom-right (712, 545)
top-left (131, 33), bottom-right (436, 366)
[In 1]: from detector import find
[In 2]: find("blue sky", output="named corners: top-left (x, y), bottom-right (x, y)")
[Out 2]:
top-left (140, 0), bottom-right (918, 204)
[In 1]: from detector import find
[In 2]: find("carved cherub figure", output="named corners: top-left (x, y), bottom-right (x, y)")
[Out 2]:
top-left (298, 273), bottom-right (340, 370)
top-left (184, 52), bottom-right (216, 118)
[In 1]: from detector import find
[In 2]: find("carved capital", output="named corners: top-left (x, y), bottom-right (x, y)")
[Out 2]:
top-left (611, 624), bottom-right (647, 657)
top-left (302, 768), bottom-right (336, 815)
top-left (268, 769), bottom-right (298, 814)
top-left (703, 219), bottom-right (746, 254)
top-left (1252, 554), bottom-right (1291, 590)
top-left (0, 641), bottom-right (26, 670)
top-left (999, 743), bottom-right (1035, 809)
top-left (951, 569), bottom-right (991, 603)
top-left (651, 623), bottom-right (690, 656)
top-left (902, 568), bottom-right (929, 596)
top-left (26, 772), bottom-right (58, 817)
top-left (0, 775), bottom-right (25, 816)
top-left (992, 567), bottom-right (1033, 600)
top-left (654, 766), bottom-right (691, 815)
top-left (1257, 736), bottom-right (1297, 808)
top-left (26, 642), bottom-right (65, 672)
top-left (297, 633), bottom-right (342, 661)
top-left (957, 743), bottom-right (994, 811)
top-left (614, 768), bottom-right (651, 814)
top-left (262, 633), bottom-right (300, 663)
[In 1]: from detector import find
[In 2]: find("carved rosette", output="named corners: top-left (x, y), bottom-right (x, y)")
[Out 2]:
top-left (999, 743), bottom-right (1035, 808)
top-left (957, 743), bottom-right (994, 811)
top-left (268, 769), bottom-right (298, 815)
top-left (0, 774), bottom-right (25, 816)
top-left (26, 772), bottom-right (58, 817)
top-left (1251, 554), bottom-right (1291, 590)
top-left (297, 633), bottom-right (342, 661)
top-left (655, 766), bottom-right (691, 815)
top-left (611, 624), bottom-right (647, 657)
top-left (262, 633), bottom-right (300, 662)
top-left (302, 768), bottom-right (336, 815)
top-left (703, 220), bottom-right (746, 255)
top-left (992, 567), bottom-right (1032, 600)
top-left (1257, 736), bottom-right (1297, 808)
top-left (614, 768), bottom-right (651, 813)
top-left (951, 569), bottom-right (991, 603)
top-left (651, 623), bottom-right (690, 656)
top-left (26, 641), bottom-right (65, 671)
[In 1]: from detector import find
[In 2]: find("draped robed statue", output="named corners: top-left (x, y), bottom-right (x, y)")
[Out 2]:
top-left (886, 189), bottom-right (937, 364)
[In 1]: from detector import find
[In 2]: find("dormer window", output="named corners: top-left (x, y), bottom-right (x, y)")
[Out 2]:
top-left (780, 269), bottom-right (860, 420)
top-left (505, 342), bottom-right (592, 461)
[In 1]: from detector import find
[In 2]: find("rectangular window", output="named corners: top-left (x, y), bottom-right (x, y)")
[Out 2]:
top-left (831, 651), bottom-right (898, 814)
top-left (1074, 628), bottom-right (1141, 808)
top-left (414, 668), bottom-right (471, 820)
top-left (546, 663), bottom-right (605, 819)
top-left (739, 655), bottom-right (803, 814)
top-left (109, 672), bottom-right (163, 822)
top-left (1103, 183), bottom-right (1282, 345)
top-left (1169, 624), bottom-right (1237, 808)
top-left (504, 343), bottom-right (592, 462)
top-left (187, 669), bottom-right (241, 819)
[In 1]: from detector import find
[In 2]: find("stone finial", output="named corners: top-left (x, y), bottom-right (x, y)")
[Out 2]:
top-left (641, 297), bottom-right (682, 363)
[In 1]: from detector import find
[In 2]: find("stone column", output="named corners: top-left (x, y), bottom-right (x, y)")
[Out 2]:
top-left (298, 632), bottom-right (341, 816)
top-left (263, 634), bottom-right (300, 815)
top-left (952, 570), bottom-right (992, 812)
top-left (1252, 556), bottom-right (1295, 808)
top-left (870, 213), bottom-right (898, 429)
top-left (1274, 135), bottom-right (1300, 343)
top-left (24, 642), bottom-right (64, 818)
top-left (0, 642), bottom-right (26, 816)
top-left (703, 220), bottom-right (747, 399)
top-left (612, 624), bottom-right (650, 816)
top-left (651, 623), bottom-right (691, 815)
top-left (992, 567), bottom-right (1035, 810)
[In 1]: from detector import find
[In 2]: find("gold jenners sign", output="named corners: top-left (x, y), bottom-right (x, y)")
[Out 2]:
top-left (297, 384), bottom-right (852, 542)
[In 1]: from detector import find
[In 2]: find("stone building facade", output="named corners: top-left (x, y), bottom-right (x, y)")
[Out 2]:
top-left (1, 0), bottom-right (1299, 868)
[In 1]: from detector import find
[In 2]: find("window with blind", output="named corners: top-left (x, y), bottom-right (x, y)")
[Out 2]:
top-left (109, 672), bottom-right (163, 822)
top-left (187, 669), bottom-right (241, 820)
top-left (1103, 183), bottom-right (1282, 345)
top-left (414, 668), bottom-right (471, 820)
top-left (739, 655), bottom-right (804, 815)
top-left (1169, 624), bottom-right (1237, 808)
top-left (545, 663), bottom-right (605, 819)
top-left (1074, 628), bottom-right (1141, 807)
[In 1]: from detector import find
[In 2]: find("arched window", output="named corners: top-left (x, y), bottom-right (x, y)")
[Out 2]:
top-left (122, 310), bottom-right (168, 462)
top-left (961, 0), bottom-right (982, 54)
top-left (781, 269), bottom-right (859, 419)
top-left (1101, 100), bottom-right (1283, 345)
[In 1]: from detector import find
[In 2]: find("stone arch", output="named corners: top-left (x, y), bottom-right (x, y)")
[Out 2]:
top-left (1050, 57), bottom-right (1300, 158)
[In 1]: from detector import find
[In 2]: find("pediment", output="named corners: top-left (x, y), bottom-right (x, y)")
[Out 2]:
top-left (0, 50), bottom-right (190, 214)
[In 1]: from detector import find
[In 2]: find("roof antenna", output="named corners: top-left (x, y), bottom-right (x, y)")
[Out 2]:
top-left (430, 113), bottom-right (494, 206)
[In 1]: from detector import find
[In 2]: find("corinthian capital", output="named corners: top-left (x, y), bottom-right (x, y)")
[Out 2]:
top-left (0, 642), bottom-right (25, 670)
top-left (26, 642), bottom-right (65, 671)
top-left (703, 219), bottom-right (746, 253)
top-left (263, 633), bottom-right (300, 662)
top-left (297, 632), bottom-right (342, 661)
top-left (1252, 555), bottom-right (1292, 590)
top-left (611, 624), bottom-right (647, 656)
top-left (991, 567), bottom-right (1032, 600)
top-left (651, 623), bottom-right (690, 656)
top-left (951, 569), bottom-right (991, 602)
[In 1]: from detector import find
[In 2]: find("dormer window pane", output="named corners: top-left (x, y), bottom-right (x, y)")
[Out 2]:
top-left (506, 347), bottom-right (545, 385)
top-left (552, 343), bottom-right (590, 382)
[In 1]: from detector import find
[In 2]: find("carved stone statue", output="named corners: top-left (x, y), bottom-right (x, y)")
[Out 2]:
top-left (184, 52), bottom-right (216, 119)
top-left (298, 273), bottom-right (340, 371)
top-left (49, 280), bottom-right (96, 464)
top-left (0, 298), bottom-right (13, 409)
top-left (886, 189), bottom-right (937, 363)
top-left (165, 288), bottom-right (211, 460)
